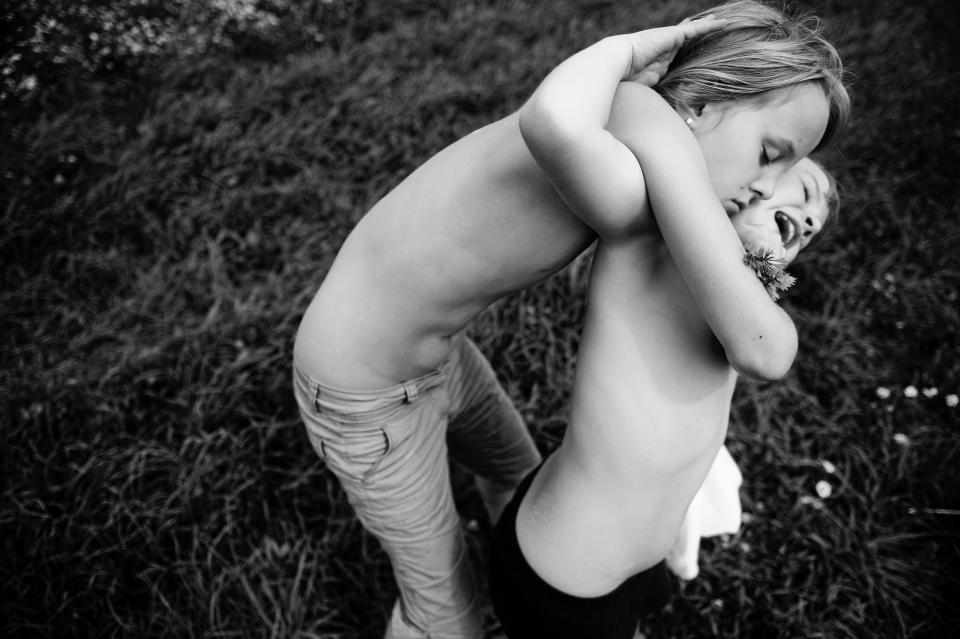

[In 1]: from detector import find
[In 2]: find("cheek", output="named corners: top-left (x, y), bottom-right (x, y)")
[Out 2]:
top-left (699, 142), bottom-right (735, 194)
top-left (725, 141), bottom-right (759, 178)
top-left (700, 135), bottom-right (755, 195)
top-left (710, 122), bottom-right (760, 187)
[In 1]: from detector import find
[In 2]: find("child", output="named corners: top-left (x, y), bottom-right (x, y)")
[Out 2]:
top-left (487, 36), bottom-right (843, 636)
top-left (292, 2), bottom-right (847, 637)
top-left (664, 160), bottom-right (840, 582)
top-left (489, 157), bottom-right (838, 638)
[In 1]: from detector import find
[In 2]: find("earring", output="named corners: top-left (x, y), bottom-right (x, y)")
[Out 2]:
top-left (685, 117), bottom-right (694, 128)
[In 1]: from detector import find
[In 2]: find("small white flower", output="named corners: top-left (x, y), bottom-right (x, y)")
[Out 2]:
top-left (904, 386), bottom-right (918, 398)
top-left (799, 495), bottom-right (824, 509)
top-left (946, 394), bottom-right (959, 408)
top-left (821, 460), bottom-right (836, 474)
top-left (893, 433), bottom-right (910, 446)
top-left (876, 387), bottom-right (891, 399)
top-left (815, 480), bottom-right (832, 499)
top-left (922, 387), bottom-right (938, 398)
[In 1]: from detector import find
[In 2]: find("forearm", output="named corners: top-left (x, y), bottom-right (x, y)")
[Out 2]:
top-left (520, 37), bottom-right (632, 141)
top-left (518, 37), bottom-right (648, 237)
top-left (604, 83), bottom-right (798, 379)
top-left (644, 151), bottom-right (798, 379)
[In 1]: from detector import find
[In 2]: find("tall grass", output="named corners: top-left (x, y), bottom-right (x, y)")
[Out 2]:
top-left (2, 0), bottom-right (958, 637)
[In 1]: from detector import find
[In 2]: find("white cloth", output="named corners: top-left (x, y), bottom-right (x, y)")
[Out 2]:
top-left (665, 446), bottom-right (743, 580)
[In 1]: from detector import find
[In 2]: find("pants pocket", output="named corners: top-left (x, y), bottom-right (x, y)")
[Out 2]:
top-left (319, 423), bottom-right (392, 485)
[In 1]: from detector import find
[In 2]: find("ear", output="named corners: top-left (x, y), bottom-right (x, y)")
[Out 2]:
top-left (676, 102), bottom-right (706, 126)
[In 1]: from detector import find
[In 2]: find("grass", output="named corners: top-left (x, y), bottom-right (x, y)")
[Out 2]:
top-left (2, 0), bottom-right (959, 637)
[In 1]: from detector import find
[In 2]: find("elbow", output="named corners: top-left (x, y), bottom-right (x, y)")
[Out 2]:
top-left (726, 332), bottom-right (798, 381)
top-left (518, 96), bottom-right (578, 160)
top-left (518, 102), bottom-right (552, 161)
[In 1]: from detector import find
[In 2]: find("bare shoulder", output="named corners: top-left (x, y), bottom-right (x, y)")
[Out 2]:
top-left (394, 112), bottom-right (534, 198)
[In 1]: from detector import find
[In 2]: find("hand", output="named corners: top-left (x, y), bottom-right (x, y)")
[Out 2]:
top-left (623, 15), bottom-right (726, 86)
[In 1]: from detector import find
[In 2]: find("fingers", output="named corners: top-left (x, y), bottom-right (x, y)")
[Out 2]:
top-left (678, 14), bottom-right (727, 37)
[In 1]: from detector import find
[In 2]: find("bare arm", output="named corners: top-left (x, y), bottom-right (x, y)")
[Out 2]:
top-left (518, 19), bottom-right (725, 239)
top-left (609, 83), bottom-right (799, 381)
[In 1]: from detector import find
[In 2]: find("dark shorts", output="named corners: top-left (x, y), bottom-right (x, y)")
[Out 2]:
top-left (489, 464), bottom-right (673, 639)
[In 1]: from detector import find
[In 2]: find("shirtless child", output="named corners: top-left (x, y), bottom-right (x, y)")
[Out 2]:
top-left (490, 156), bottom-right (838, 638)
top-left (292, 2), bottom-right (847, 636)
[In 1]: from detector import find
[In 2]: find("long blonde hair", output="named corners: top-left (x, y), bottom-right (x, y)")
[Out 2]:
top-left (655, 0), bottom-right (851, 150)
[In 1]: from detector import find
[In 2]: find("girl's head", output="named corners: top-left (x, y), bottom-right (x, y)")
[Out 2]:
top-left (654, 0), bottom-right (850, 211)
top-left (732, 157), bottom-right (838, 265)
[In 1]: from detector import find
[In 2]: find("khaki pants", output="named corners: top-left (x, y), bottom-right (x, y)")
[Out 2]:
top-left (293, 335), bottom-right (541, 638)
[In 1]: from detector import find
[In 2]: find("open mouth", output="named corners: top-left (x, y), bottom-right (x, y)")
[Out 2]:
top-left (775, 211), bottom-right (800, 248)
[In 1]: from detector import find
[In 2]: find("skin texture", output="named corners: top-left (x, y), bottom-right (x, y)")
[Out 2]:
top-left (516, 159), bottom-right (833, 598)
top-left (293, 20), bottom-right (728, 391)
top-left (732, 157), bottom-right (832, 263)
top-left (682, 85), bottom-right (831, 215)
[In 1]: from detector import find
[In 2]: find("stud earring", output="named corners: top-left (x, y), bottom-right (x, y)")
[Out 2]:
top-left (685, 117), bottom-right (694, 127)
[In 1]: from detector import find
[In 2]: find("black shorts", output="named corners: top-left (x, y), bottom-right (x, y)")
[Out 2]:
top-left (489, 464), bottom-right (673, 639)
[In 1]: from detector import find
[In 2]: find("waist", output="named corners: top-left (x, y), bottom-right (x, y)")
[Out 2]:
top-left (292, 355), bottom-right (447, 420)
top-left (517, 451), bottom-right (691, 596)
top-left (295, 317), bottom-right (459, 391)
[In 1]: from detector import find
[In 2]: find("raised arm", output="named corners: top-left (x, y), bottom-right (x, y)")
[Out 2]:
top-left (518, 18), bottom-right (725, 239)
top-left (608, 83), bottom-right (799, 381)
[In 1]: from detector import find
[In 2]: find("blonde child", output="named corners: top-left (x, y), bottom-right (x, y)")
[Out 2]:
top-left (292, 1), bottom-right (847, 636)
top-left (665, 161), bottom-right (841, 583)
top-left (489, 156), bottom-right (839, 638)
top-left (486, 4), bottom-right (846, 634)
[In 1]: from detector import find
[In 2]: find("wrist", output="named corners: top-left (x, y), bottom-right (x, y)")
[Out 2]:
top-left (595, 35), bottom-right (636, 81)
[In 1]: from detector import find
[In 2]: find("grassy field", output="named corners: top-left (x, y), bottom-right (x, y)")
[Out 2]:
top-left (2, 0), bottom-right (959, 637)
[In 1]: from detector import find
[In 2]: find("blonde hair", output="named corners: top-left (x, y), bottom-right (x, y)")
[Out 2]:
top-left (655, 0), bottom-right (851, 151)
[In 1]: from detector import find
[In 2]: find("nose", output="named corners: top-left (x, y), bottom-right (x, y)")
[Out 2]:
top-left (802, 211), bottom-right (824, 240)
top-left (749, 172), bottom-right (776, 201)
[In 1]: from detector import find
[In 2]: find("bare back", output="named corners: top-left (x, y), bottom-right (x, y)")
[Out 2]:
top-left (294, 111), bottom-right (607, 388)
top-left (516, 235), bottom-right (737, 596)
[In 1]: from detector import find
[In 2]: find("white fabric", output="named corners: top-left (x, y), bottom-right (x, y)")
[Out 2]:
top-left (666, 446), bottom-right (743, 580)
